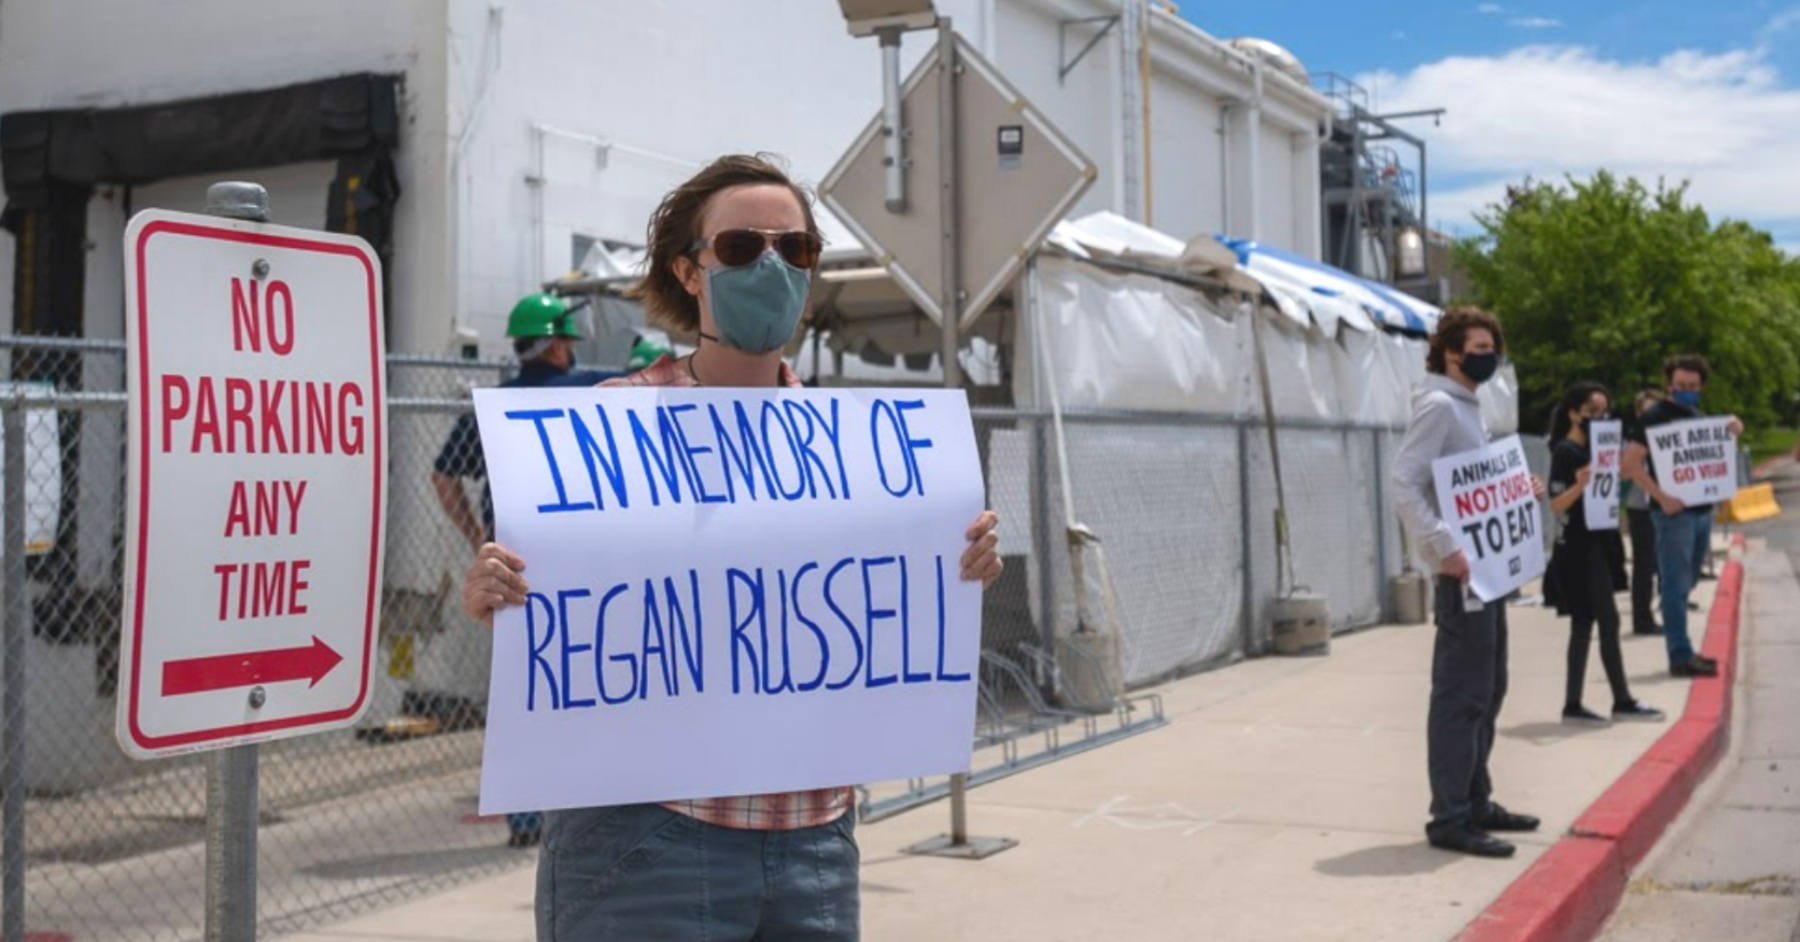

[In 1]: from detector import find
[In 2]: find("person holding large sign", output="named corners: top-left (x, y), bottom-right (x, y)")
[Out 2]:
top-left (1622, 354), bottom-right (1744, 678)
top-left (1543, 383), bottom-right (1664, 728)
top-left (460, 155), bottom-right (1003, 941)
top-left (1391, 307), bottom-right (1546, 859)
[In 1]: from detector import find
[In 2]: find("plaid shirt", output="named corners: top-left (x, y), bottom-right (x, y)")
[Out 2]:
top-left (602, 355), bottom-right (853, 830)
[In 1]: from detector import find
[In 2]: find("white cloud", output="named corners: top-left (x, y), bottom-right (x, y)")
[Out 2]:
top-left (1764, 7), bottom-right (1800, 40)
top-left (1356, 44), bottom-right (1800, 237)
top-left (1478, 3), bottom-right (1563, 27)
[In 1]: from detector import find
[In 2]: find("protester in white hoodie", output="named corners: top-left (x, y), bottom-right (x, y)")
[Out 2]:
top-left (1390, 307), bottom-right (1546, 859)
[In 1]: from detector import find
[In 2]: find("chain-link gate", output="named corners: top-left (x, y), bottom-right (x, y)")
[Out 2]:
top-left (0, 335), bottom-right (1413, 941)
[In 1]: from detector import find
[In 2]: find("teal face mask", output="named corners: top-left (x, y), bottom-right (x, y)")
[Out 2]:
top-left (704, 250), bottom-right (810, 354)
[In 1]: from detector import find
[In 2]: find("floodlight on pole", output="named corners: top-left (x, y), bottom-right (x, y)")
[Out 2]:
top-left (836, 0), bottom-right (939, 37)
top-left (838, 0), bottom-right (939, 211)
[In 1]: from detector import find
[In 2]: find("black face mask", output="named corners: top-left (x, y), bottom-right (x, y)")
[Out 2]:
top-left (1460, 351), bottom-right (1500, 384)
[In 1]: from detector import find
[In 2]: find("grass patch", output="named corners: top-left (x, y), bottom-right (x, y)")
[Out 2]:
top-left (1745, 426), bottom-right (1798, 465)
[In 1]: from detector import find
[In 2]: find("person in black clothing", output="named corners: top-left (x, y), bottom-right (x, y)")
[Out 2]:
top-left (429, 292), bottom-right (616, 847)
top-left (1624, 389), bottom-right (1663, 636)
top-left (431, 293), bottom-right (618, 553)
top-left (1621, 354), bottom-right (1744, 677)
top-left (1544, 382), bottom-right (1666, 727)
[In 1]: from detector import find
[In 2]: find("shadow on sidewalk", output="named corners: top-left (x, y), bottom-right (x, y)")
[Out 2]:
top-left (1314, 842), bottom-right (1459, 878)
top-left (1500, 721), bottom-right (1610, 745)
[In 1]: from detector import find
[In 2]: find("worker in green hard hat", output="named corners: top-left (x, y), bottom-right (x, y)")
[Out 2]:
top-left (626, 334), bottom-right (673, 371)
top-left (433, 293), bottom-right (614, 551)
top-left (429, 291), bottom-right (617, 848)
top-left (502, 291), bottom-right (584, 372)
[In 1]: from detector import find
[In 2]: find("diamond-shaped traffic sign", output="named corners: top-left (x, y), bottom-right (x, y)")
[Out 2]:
top-left (821, 33), bottom-right (1096, 330)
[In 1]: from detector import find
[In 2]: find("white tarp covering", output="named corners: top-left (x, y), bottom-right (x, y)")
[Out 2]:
top-left (1025, 255), bottom-right (1250, 416)
top-left (1019, 253), bottom-right (1485, 428)
top-left (1020, 213), bottom-right (1516, 429)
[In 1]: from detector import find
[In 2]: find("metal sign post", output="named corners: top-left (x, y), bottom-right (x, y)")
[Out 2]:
top-left (115, 180), bottom-right (387, 939)
top-left (3, 402), bottom-right (26, 942)
top-left (833, 15), bottom-right (1075, 861)
top-left (936, 22), bottom-right (962, 395)
top-left (204, 182), bottom-right (269, 942)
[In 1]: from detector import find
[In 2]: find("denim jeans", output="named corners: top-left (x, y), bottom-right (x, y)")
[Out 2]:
top-left (537, 803), bottom-right (860, 941)
top-left (1426, 576), bottom-right (1509, 836)
top-left (1649, 506), bottom-right (1712, 667)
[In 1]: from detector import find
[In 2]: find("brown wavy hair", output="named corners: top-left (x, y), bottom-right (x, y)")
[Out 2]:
top-left (1426, 306), bottom-right (1506, 375)
top-left (1663, 353), bottom-right (1711, 384)
top-left (624, 153), bottom-right (821, 332)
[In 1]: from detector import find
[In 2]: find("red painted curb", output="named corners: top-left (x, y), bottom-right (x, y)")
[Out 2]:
top-left (1454, 838), bottom-right (1625, 942)
top-left (1452, 556), bottom-right (1745, 942)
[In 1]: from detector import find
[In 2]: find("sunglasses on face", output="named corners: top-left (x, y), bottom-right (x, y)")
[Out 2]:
top-left (690, 228), bottom-right (823, 270)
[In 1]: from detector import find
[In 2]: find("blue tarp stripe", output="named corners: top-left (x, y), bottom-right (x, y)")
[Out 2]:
top-left (1216, 236), bottom-right (1434, 334)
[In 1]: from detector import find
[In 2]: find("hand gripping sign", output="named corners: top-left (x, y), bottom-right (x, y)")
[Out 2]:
top-left (1431, 435), bottom-right (1547, 603)
top-left (472, 385), bottom-right (985, 814)
top-left (1647, 417), bottom-right (1739, 507)
top-left (1584, 419), bottom-right (1622, 531)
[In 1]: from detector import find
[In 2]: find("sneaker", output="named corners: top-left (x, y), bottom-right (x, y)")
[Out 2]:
top-left (1562, 705), bottom-right (1612, 727)
top-left (1612, 700), bottom-right (1667, 722)
top-left (1692, 654), bottom-right (1719, 669)
top-left (1671, 659), bottom-right (1719, 678)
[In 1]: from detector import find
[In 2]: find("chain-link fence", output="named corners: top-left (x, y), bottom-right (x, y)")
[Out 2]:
top-left (0, 335), bottom-right (1414, 941)
top-left (976, 409), bottom-right (1410, 688)
top-left (0, 337), bottom-right (519, 942)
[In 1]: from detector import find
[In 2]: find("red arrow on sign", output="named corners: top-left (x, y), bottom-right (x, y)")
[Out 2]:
top-left (162, 636), bottom-right (345, 696)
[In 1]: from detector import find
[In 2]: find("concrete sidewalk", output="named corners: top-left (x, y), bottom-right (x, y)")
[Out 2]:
top-left (275, 577), bottom-right (1726, 942)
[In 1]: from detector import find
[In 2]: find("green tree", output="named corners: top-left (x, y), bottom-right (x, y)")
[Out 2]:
top-left (1454, 172), bottom-right (1800, 433)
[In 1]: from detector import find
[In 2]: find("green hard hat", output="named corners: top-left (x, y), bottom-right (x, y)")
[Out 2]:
top-left (627, 336), bottom-right (672, 370)
top-left (505, 293), bottom-right (584, 340)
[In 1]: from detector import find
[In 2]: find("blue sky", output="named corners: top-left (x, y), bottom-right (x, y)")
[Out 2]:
top-left (1183, 2), bottom-right (1800, 253)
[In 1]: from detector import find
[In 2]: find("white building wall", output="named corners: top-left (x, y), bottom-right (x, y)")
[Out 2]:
top-left (990, 0), bottom-right (1121, 225)
top-left (0, 0), bottom-right (1331, 357)
top-left (1258, 121), bottom-right (1298, 251)
top-left (0, 0), bottom-right (453, 355)
top-left (447, 0), bottom-right (1332, 353)
top-left (445, 0), bottom-right (1000, 352)
top-left (1147, 71), bottom-right (1226, 240)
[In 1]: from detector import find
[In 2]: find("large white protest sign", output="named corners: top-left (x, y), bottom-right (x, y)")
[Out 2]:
top-left (1584, 420), bottom-right (1622, 531)
top-left (1432, 435), bottom-right (1546, 602)
top-left (1646, 417), bottom-right (1738, 507)
top-left (473, 386), bottom-right (985, 814)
